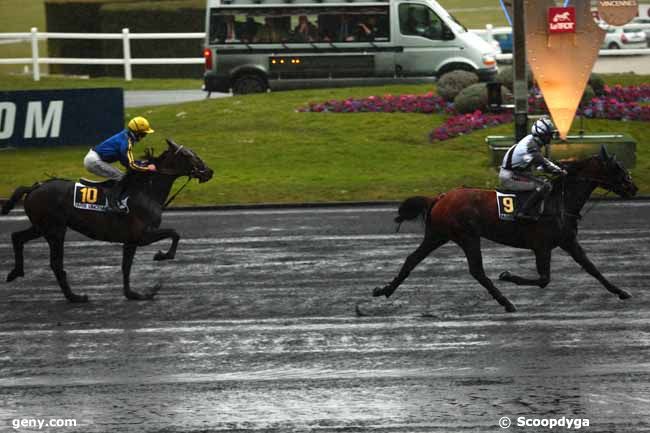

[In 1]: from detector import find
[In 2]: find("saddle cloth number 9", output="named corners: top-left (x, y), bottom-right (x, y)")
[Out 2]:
top-left (496, 192), bottom-right (517, 221)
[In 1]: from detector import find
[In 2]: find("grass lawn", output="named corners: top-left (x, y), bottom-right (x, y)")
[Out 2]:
top-left (0, 75), bottom-right (203, 91)
top-left (1, 77), bottom-right (648, 206)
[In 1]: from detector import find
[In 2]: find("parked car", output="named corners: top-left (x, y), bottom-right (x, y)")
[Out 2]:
top-left (602, 27), bottom-right (647, 50)
top-left (475, 32), bottom-right (502, 55)
top-left (493, 32), bottom-right (513, 54)
top-left (627, 18), bottom-right (650, 45)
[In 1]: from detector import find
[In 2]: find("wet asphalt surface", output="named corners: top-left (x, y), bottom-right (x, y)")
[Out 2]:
top-left (0, 202), bottom-right (649, 432)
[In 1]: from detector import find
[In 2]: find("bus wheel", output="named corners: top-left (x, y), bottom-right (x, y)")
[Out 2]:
top-left (232, 74), bottom-right (267, 94)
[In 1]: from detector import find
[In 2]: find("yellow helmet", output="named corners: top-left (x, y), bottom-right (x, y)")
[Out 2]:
top-left (127, 116), bottom-right (155, 135)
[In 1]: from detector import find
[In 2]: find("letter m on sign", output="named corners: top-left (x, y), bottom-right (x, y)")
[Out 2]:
top-left (24, 100), bottom-right (64, 139)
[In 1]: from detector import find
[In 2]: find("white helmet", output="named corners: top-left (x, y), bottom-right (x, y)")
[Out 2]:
top-left (531, 117), bottom-right (554, 144)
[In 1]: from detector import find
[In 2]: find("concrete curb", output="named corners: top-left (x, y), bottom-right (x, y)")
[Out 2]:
top-left (1, 196), bottom-right (650, 213)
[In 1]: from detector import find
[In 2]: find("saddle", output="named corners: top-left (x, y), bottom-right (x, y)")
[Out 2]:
top-left (495, 189), bottom-right (549, 221)
top-left (73, 180), bottom-right (128, 213)
top-left (79, 178), bottom-right (116, 188)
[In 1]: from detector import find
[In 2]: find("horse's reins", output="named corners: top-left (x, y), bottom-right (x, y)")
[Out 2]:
top-left (157, 145), bottom-right (198, 209)
top-left (564, 175), bottom-right (615, 220)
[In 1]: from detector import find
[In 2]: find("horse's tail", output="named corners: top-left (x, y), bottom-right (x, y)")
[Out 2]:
top-left (1, 183), bottom-right (40, 215)
top-left (394, 194), bottom-right (443, 227)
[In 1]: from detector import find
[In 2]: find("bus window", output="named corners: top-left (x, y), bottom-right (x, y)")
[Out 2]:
top-left (399, 4), bottom-right (447, 40)
top-left (208, 7), bottom-right (389, 45)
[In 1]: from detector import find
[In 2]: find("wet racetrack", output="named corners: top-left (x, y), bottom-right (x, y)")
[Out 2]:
top-left (1, 202), bottom-right (649, 432)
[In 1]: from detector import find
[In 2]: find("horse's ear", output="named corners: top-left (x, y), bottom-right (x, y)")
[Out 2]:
top-left (599, 145), bottom-right (611, 161)
top-left (166, 138), bottom-right (180, 151)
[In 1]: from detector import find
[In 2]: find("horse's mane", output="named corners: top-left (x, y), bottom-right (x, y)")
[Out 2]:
top-left (559, 154), bottom-right (599, 175)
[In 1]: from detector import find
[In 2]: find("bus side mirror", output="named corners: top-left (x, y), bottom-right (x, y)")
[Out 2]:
top-left (442, 27), bottom-right (454, 40)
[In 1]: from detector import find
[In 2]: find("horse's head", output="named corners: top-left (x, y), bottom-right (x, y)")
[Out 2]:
top-left (156, 139), bottom-right (214, 183)
top-left (571, 146), bottom-right (637, 198)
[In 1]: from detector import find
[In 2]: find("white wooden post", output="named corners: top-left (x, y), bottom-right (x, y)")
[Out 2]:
top-left (122, 28), bottom-right (132, 81)
top-left (30, 27), bottom-right (40, 81)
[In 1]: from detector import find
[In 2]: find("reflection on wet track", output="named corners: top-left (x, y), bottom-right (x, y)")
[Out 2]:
top-left (1, 203), bottom-right (649, 432)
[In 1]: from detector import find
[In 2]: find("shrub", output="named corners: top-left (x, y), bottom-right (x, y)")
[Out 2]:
top-left (454, 83), bottom-right (512, 114)
top-left (436, 70), bottom-right (479, 101)
top-left (497, 65), bottom-right (534, 92)
top-left (589, 73), bottom-right (606, 96)
top-left (581, 85), bottom-right (596, 107)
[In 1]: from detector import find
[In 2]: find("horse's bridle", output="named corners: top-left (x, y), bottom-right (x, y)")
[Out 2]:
top-left (156, 145), bottom-right (209, 180)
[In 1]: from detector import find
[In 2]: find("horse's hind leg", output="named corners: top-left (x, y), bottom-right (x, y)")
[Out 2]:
top-left (122, 244), bottom-right (158, 300)
top-left (7, 226), bottom-right (42, 282)
top-left (459, 237), bottom-right (516, 313)
top-left (373, 237), bottom-right (447, 298)
top-left (560, 238), bottom-right (630, 300)
top-left (499, 249), bottom-right (551, 288)
top-left (45, 230), bottom-right (88, 303)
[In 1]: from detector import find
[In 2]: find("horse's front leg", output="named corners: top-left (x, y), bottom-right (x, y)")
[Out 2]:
top-left (122, 244), bottom-right (159, 300)
top-left (137, 228), bottom-right (180, 261)
top-left (499, 248), bottom-right (551, 288)
top-left (560, 238), bottom-right (630, 299)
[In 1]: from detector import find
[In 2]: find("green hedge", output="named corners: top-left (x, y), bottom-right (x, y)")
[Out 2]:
top-left (45, 0), bottom-right (205, 78)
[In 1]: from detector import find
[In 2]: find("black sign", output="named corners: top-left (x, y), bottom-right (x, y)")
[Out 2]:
top-left (0, 88), bottom-right (124, 148)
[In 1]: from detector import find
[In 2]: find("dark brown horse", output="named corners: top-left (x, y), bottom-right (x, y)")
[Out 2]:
top-left (373, 147), bottom-right (638, 312)
top-left (2, 139), bottom-right (213, 302)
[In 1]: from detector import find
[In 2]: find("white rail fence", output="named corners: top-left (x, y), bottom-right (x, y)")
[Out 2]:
top-left (1, 25), bottom-right (649, 81)
top-left (0, 27), bottom-right (205, 81)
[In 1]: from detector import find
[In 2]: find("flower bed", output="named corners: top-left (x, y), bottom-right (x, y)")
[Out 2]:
top-left (298, 85), bottom-right (650, 142)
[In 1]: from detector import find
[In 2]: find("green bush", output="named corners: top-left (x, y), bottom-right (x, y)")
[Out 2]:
top-left (497, 65), bottom-right (534, 92)
top-left (436, 70), bottom-right (479, 101)
top-left (588, 73), bottom-right (606, 96)
top-left (581, 85), bottom-right (596, 106)
top-left (453, 83), bottom-right (512, 114)
top-left (45, 0), bottom-right (205, 78)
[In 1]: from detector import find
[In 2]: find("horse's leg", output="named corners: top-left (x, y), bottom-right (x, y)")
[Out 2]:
top-left (137, 228), bottom-right (180, 261)
top-left (373, 237), bottom-right (447, 298)
top-left (499, 249), bottom-right (551, 288)
top-left (122, 244), bottom-right (157, 300)
top-left (7, 225), bottom-right (42, 282)
top-left (560, 238), bottom-right (630, 299)
top-left (458, 237), bottom-right (516, 312)
top-left (45, 230), bottom-right (88, 303)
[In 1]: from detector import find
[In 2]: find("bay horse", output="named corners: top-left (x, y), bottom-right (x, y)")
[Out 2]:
top-left (1, 139), bottom-right (213, 302)
top-left (373, 147), bottom-right (638, 312)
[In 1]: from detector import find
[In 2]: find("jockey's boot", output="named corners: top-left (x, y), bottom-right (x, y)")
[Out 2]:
top-left (516, 184), bottom-right (550, 222)
top-left (106, 181), bottom-right (127, 215)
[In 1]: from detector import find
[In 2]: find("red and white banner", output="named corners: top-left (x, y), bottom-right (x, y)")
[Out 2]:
top-left (548, 7), bottom-right (577, 34)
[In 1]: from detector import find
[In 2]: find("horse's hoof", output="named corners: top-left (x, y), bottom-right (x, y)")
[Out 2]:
top-left (68, 294), bottom-right (88, 303)
top-left (148, 283), bottom-right (162, 298)
top-left (499, 271), bottom-right (511, 281)
top-left (504, 302), bottom-right (517, 313)
top-left (619, 290), bottom-right (631, 300)
top-left (372, 287), bottom-right (384, 297)
top-left (153, 251), bottom-right (167, 261)
top-left (6, 269), bottom-right (24, 282)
